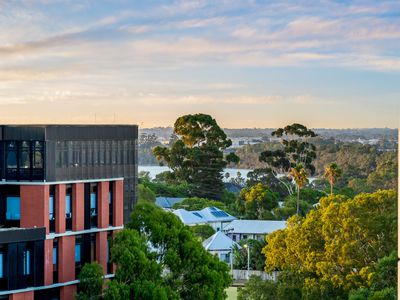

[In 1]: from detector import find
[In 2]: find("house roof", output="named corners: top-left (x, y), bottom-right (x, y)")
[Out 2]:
top-left (223, 220), bottom-right (286, 235)
top-left (193, 207), bottom-right (236, 223)
top-left (155, 197), bottom-right (184, 209)
top-left (172, 209), bottom-right (207, 225)
top-left (172, 206), bottom-right (236, 226)
top-left (202, 231), bottom-right (241, 251)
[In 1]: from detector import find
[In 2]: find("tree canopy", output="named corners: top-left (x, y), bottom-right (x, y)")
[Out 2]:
top-left (153, 113), bottom-right (239, 199)
top-left (107, 202), bottom-right (232, 300)
top-left (237, 183), bottom-right (279, 220)
top-left (263, 189), bottom-right (397, 299)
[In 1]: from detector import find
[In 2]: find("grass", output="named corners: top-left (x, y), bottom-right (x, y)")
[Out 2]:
top-left (226, 286), bottom-right (238, 300)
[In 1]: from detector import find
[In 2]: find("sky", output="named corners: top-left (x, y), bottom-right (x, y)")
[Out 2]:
top-left (0, 0), bottom-right (399, 129)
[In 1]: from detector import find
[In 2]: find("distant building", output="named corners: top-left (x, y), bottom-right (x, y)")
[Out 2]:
top-left (172, 207), bottom-right (236, 231)
top-left (223, 220), bottom-right (286, 242)
top-left (202, 231), bottom-right (240, 264)
top-left (155, 197), bottom-right (184, 209)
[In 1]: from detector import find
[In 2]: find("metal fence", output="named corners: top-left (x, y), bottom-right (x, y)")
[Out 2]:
top-left (232, 270), bottom-right (279, 281)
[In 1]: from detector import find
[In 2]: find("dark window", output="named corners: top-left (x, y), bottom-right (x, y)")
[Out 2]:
top-left (75, 235), bottom-right (83, 276)
top-left (90, 233), bottom-right (96, 262)
top-left (93, 141), bottom-right (99, 165)
top-left (19, 141), bottom-right (30, 169)
top-left (65, 185), bottom-right (72, 231)
top-left (90, 184), bottom-right (97, 228)
top-left (49, 186), bottom-right (55, 233)
top-left (109, 182), bottom-right (113, 226)
top-left (99, 141), bottom-right (105, 165)
top-left (6, 142), bottom-right (17, 168)
top-left (0, 245), bottom-right (5, 290)
top-left (107, 232), bottom-right (112, 274)
top-left (81, 141), bottom-right (87, 166)
top-left (84, 183), bottom-right (98, 229)
top-left (53, 238), bottom-right (58, 283)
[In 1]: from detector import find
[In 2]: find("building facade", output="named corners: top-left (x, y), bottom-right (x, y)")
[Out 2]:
top-left (0, 125), bottom-right (138, 300)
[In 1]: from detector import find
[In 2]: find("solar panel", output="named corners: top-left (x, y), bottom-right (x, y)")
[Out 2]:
top-left (211, 211), bottom-right (229, 218)
top-left (193, 212), bottom-right (203, 218)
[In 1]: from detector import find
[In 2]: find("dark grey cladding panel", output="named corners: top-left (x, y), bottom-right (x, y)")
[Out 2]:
top-left (0, 125), bottom-right (138, 141)
top-left (0, 227), bottom-right (46, 244)
top-left (45, 125), bottom-right (138, 141)
top-left (1, 126), bottom-right (46, 140)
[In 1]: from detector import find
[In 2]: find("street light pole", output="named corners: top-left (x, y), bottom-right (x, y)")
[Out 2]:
top-left (244, 244), bottom-right (250, 280)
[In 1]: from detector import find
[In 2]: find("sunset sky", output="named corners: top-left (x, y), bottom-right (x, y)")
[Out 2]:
top-left (0, 0), bottom-right (399, 128)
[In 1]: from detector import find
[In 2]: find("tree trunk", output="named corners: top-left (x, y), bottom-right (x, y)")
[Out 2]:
top-left (297, 187), bottom-right (300, 215)
top-left (330, 182), bottom-right (333, 195)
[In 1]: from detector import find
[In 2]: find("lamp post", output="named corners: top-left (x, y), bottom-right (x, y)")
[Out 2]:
top-left (243, 244), bottom-right (250, 280)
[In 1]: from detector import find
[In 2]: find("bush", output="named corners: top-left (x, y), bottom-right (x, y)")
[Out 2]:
top-left (76, 262), bottom-right (104, 300)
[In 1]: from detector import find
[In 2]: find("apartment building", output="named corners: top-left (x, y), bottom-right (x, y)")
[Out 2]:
top-left (0, 125), bottom-right (137, 300)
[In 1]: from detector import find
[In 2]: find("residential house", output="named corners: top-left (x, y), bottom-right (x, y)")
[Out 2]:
top-left (202, 231), bottom-right (240, 264)
top-left (223, 220), bottom-right (286, 242)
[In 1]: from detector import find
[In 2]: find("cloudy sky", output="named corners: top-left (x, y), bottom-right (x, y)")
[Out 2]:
top-left (0, 0), bottom-right (399, 128)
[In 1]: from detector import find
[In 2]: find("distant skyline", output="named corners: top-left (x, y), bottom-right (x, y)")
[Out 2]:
top-left (0, 1), bottom-right (399, 128)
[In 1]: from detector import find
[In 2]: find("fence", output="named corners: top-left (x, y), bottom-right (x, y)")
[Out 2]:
top-left (232, 270), bottom-right (279, 281)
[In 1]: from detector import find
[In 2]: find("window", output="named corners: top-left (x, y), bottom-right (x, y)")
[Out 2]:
top-left (90, 193), bottom-right (97, 216)
top-left (19, 141), bottom-right (30, 169)
top-left (6, 196), bottom-right (20, 220)
top-left (23, 250), bottom-right (31, 275)
top-left (90, 233), bottom-right (96, 262)
top-left (107, 232), bottom-right (112, 274)
top-left (49, 186), bottom-right (56, 233)
top-left (0, 253), bottom-right (3, 278)
top-left (32, 141), bottom-right (43, 169)
top-left (109, 182), bottom-right (113, 226)
top-left (75, 244), bottom-right (81, 263)
top-left (53, 238), bottom-right (58, 283)
top-left (66, 185), bottom-right (72, 231)
top-left (75, 236), bottom-right (82, 263)
top-left (49, 196), bottom-right (55, 220)
top-left (90, 184), bottom-right (98, 228)
top-left (6, 142), bottom-right (17, 168)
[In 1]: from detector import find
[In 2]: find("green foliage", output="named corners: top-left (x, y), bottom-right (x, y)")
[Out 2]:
top-left (237, 183), bottom-right (279, 219)
top-left (138, 184), bottom-right (156, 203)
top-left (246, 168), bottom-right (290, 198)
top-left (237, 276), bottom-right (277, 300)
top-left (235, 139), bottom-right (398, 193)
top-left (76, 262), bottom-right (104, 300)
top-left (153, 113), bottom-right (238, 199)
top-left (190, 224), bottom-right (215, 241)
top-left (273, 196), bottom-right (312, 219)
top-left (172, 197), bottom-right (227, 211)
top-left (368, 288), bottom-right (396, 300)
top-left (233, 239), bottom-right (266, 271)
top-left (262, 123), bottom-right (317, 174)
top-left (126, 202), bottom-right (232, 300)
top-left (142, 180), bottom-right (191, 197)
top-left (138, 133), bottom-right (163, 165)
top-left (264, 190), bottom-right (397, 298)
top-left (289, 163), bottom-right (308, 214)
top-left (324, 162), bottom-right (342, 194)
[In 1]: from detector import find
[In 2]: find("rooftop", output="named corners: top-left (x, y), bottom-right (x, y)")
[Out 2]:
top-left (202, 231), bottom-right (241, 251)
top-left (223, 220), bottom-right (286, 235)
top-left (155, 197), bottom-right (184, 209)
top-left (172, 206), bottom-right (236, 225)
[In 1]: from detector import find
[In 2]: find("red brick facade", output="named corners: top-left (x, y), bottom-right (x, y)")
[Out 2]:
top-left (5, 180), bottom-right (124, 299)
top-left (20, 185), bottom-right (49, 233)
